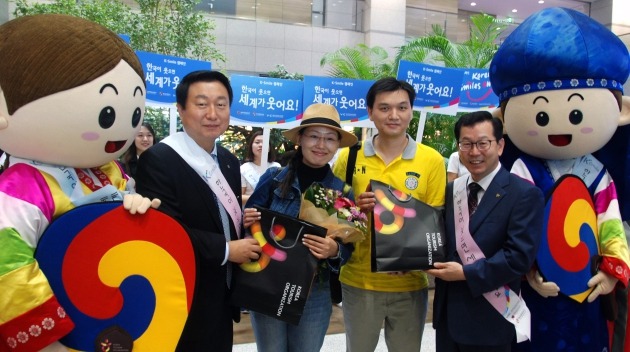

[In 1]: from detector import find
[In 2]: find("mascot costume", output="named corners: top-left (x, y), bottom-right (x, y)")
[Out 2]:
top-left (0, 14), bottom-right (185, 352)
top-left (490, 7), bottom-right (630, 351)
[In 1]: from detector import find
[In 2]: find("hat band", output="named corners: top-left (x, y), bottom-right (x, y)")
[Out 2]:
top-left (300, 117), bottom-right (341, 129)
top-left (498, 77), bottom-right (624, 102)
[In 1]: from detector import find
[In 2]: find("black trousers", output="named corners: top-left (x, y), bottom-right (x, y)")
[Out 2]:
top-left (435, 317), bottom-right (511, 352)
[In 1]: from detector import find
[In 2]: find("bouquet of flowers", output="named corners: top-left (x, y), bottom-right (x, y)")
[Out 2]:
top-left (299, 183), bottom-right (368, 243)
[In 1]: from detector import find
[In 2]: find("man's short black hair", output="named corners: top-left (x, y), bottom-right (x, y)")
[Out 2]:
top-left (175, 70), bottom-right (233, 108)
top-left (366, 77), bottom-right (416, 109)
top-left (454, 111), bottom-right (503, 141)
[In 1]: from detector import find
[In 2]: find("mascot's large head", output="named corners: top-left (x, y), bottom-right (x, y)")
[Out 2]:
top-left (0, 14), bottom-right (145, 168)
top-left (490, 7), bottom-right (630, 160)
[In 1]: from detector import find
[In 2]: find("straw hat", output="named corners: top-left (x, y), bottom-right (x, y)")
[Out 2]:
top-left (282, 103), bottom-right (358, 148)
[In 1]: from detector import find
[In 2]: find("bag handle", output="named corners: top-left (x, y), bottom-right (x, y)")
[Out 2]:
top-left (383, 183), bottom-right (413, 203)
top-left (268, 216), bottom-right (306, 249)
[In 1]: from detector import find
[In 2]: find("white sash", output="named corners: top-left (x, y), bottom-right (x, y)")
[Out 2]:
top-left (241, 162), bottom-right (260, 189)
top-left (9, 157), bottom-right (125, 206)
top-left (453, 177), bottom-right (531, 342)
top-left (162, 132), bottom-right (242, 237)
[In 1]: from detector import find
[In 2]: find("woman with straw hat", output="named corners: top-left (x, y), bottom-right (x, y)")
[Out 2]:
top-left (243, 103), bottom-right (357, 352)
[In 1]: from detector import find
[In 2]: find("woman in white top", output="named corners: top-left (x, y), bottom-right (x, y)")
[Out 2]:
top-left (241, 130), bottom-right (280, 205)
top-left (446, 150), bottom-right (470, 182)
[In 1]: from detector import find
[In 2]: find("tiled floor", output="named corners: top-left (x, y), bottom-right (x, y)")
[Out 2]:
top-left (233, 324), bottom-right (436, 351)
top-left (233, 288), bottom-right (436, 350)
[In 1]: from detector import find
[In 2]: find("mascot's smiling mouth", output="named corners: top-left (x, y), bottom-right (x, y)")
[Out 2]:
top-left (105, 140), bottom-right (127, 153)
top-left (548, 134), bottom-right (572, 147)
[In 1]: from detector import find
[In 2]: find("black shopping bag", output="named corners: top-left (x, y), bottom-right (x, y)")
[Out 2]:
top-left (231, 206), bottom-right (327, 325)
top-left (370, 179), bottom-right (446, 272)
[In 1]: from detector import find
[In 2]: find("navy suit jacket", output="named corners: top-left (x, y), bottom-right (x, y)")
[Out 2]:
top-left (433, 167), bottom-right (544, 345)
top-left (135, 142), bottom-right (242, 352)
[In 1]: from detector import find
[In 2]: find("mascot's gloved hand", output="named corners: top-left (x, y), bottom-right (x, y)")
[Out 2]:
top-left (526, 268), bottom-right (560, 298)
top-left (587, 271), bottom-right (618, 303)
top-left (123, 193), bottom-right (161, 214)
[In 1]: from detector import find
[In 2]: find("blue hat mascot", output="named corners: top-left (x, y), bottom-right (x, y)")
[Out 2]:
top-left (490, 7), bottom-right (630, 351)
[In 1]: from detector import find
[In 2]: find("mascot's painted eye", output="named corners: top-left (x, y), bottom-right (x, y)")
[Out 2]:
top-left (536, 111), bottom-right (550, 126)
top-left (99, 106), bottom-right (116, 129)
top-left (132, 107), bottom-right (142, 128)
top-left (569, 110), bottom-right (583, 125)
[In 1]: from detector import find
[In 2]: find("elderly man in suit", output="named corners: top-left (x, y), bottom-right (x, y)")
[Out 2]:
top-left (427, 111), bottom-right (544, 352)
top-left (135, 70), bottom-right (261, 351)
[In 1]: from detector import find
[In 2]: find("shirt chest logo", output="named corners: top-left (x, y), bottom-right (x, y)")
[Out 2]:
top-left (405, 172), bottom-right (420, 190)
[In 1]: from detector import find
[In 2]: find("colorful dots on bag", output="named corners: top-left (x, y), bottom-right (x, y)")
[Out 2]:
top-left (271, 224), bottom-right (286, 241)
top-left (240, 221), bottom-right (287, 272)
top-left (373, 188), bottom-right (417, 235)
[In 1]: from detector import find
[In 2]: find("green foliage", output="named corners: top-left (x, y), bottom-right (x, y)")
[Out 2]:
top-left (320, 44), bottom-right (394, 80)
top-left (317, 14), bottom-right (507, 158)
top-left (13, 0), bottom-right (225, 64)
top-left (395, 13), bottom-right (506, 70)
top-left (14, 0), bottom-right (136, 35)
top-left (267, 64), bottom-right (304, 81)
top-left (422, 113), bottom-right (460, 157)
top-left (142, 107), bottom-right (175, 141)
top-left (395, 14), bottom-right (506, 156)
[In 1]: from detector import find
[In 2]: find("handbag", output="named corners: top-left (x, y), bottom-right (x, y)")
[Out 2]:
top-left (370, 179), bottom-right (446, 272)
top-left (231, 205), bottom-right (327, 325)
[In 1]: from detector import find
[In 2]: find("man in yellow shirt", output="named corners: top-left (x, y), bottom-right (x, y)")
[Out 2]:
top-left (333, 77), bottom-right (446, 351)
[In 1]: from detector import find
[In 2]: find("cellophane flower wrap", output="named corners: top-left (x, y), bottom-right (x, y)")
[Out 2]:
top-left (299, 183), bottom-right (368, 243)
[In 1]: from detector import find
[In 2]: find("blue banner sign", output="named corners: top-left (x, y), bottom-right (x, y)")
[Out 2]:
top-left (230, 75), bottom-right (304, 127)
top-left (396, 60), bottom-right (463, 115)
top-left (459, 68), bottom-right (499, 109)
top-left (135, 51), bottom-right (211, 104)
top-left (303, 76), bottom-right (374, 127)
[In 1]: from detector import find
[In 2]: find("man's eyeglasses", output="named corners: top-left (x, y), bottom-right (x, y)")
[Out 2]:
top-left (458, 139), bottom-right (495, 152)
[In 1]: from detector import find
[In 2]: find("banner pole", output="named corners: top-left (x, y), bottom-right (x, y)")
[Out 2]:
top-left (261, 127), bottom-right (270, 168)
top-left (416, 110), bottom-right (427, 143)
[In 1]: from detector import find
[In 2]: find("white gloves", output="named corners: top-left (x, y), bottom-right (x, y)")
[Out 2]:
top-left (587, 271), bottom-right (618, 303)
top-left (123, 194), bottom-right (161, 214)
top-left (526, 269), bottom-right (560, 298)
top-left (526, 268), bottom-right (618, 303)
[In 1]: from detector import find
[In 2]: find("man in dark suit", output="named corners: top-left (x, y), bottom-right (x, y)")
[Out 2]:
top-left (427, 111), bottom-right (544, 352)
top-left (135, 70), bottom-right (261, 351)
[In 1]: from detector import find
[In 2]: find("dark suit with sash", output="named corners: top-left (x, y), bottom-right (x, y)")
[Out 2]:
top-left (135, 142), bottom-right (242, 352)
top-left (433, 167), bottom-right (544, 349)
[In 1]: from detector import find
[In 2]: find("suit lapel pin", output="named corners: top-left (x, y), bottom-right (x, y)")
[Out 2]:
top-left (496, 193), bottom-right (500, 198)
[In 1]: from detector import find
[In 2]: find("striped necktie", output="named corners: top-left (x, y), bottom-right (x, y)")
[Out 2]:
top-left (468, 182), bottom-right (482, 215)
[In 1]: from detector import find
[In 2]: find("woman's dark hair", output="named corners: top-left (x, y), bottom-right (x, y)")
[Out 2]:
top-left (277, 146), bottom-right (303, 198)
top-left (244, 130), bottom-right (276, 163)
top-left (122, 122), bottom-right (156, 170)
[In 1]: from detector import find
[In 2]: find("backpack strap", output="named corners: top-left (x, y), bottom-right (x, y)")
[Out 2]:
top-left (345, 141), bottom-right (362, 185)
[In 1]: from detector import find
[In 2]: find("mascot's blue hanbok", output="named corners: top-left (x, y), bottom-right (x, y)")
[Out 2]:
top-left (490, 7), bottom-right (630, 352)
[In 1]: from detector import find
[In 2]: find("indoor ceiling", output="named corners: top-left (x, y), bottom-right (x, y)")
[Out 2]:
top-left (458, 0), bottom-right (594, 24)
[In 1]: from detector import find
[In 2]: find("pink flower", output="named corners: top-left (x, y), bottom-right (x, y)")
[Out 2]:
top-left (334, 197), bottom-right (354, 210)
top-left (302, 183), bottom-right (368, 243)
